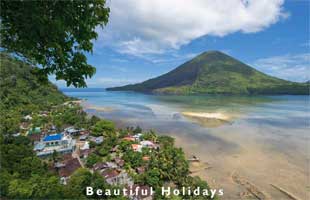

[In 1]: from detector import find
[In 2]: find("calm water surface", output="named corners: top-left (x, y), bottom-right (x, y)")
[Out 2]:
top-left (62, 88), bottom-right (309, 132)
top-left (62, 88), bottom-right (309, 199)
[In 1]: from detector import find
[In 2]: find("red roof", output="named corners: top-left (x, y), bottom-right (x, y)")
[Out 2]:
top-left (123, 136), bottom-right (135, 142)
top-left (131, 144), bottom-right (142, 151)
top-left (142, 156), bottom-right (150, 161)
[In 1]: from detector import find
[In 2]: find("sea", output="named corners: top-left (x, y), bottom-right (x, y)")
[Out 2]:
top-left (61, 88), bottom-right (309, 200)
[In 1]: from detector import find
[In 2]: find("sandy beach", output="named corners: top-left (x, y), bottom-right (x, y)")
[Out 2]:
top-left (181, 112), bottom-right (233, 127)
top-left (171, 122), bottom-right (309, 200)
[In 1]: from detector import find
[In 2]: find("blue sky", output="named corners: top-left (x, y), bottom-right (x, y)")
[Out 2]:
top-left (53, 0), bottom-right (309, 88)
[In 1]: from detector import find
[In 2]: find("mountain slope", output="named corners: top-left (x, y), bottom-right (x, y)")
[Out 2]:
top-left (0, 53), bottom-right (69, 134)
top-left (107, 51), bottom-right (309, 95)
top-left (0, 53), bottom-right (68, 111)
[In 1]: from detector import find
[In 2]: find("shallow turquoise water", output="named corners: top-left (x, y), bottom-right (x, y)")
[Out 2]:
top-left (61, 88), bottom-right (309, 131)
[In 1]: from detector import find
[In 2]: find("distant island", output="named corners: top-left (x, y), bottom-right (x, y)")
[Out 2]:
top-left (107, 51), bottom-right (309, 95)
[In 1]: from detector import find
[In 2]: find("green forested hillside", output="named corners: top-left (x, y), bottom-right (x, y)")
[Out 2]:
top-left (107, 51), bottom-right (309, 95)
top-left (0, 53), bottom-right (215, 200)
top-left (0, 53), bottom-right (69, 134)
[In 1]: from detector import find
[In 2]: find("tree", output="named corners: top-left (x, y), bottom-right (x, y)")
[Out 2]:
top-left (144, 169), bottom-right (161, 188)
top-left (8, 179), bottom-right (33, 199)
top-left (85, 153), bottom-right (101, 168)
top-left (133, 126), bottom-right (142, 134)
top-left (64, 169), bottom-right (110, 199)
top-left (52, 150), bottom-right (59, 163)
top-left (64, 168), bottom-right (92, 199)
top-left (122, 149), bottom-right (143, 168)
top-left (91, 120), bottom-right (115, 137)
top-left (90, 115), bottom-right (101, 126)
top-left (142, 130), bottom-right (158, 142)
top-left (0, 0), bottom-right (110, 87)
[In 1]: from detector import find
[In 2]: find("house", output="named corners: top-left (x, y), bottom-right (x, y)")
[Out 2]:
top-left (127, 185), bottom-right (153, 200)
top-left (114, 157), bottom-right (125, 167)
top-left (62, 153), bottom-right (74, 161)
top-left (12, 133), bottom-right (20, 137)
top-left (20, 122), bottom-right (31, 130)
top-left (28, 133), bottom-right (41, 142)
top-left (65, 126), bottom-right (81, 135)
top-left (136, 166), bottom-right (145, 174)
top-left (79, 134), bottom-right (88, 141)
top-left (38, 113), bottom-right (48, 117)
top-left (131, 144), bottom-right (142, 152)
top-left (80, 141), bottom-right (90, 150)
top-left (101, 169), bottom-right (133, 186)
top-left (23, 115), bottom-right (32, 121)
top-left (123, 136), bottom-right (135, 142)
top-left (39, 111), bottom-right (49, 115)
top-left (79, 149), bottom-right (94, 159)
top-left (79, 129), bottom-right (89, 135)
top-left (93, 162), bottom-right (118, 172)
top-left (142, 156), bottom-right (150, 161)
top-left (27, 127), bottom-right (41, 135)
top-left (110, 146), bottom-right (118, 153)
top-left (58, 158), bottom-right (82, 185)
top-left (133, 133), bottom-right (143, 141)
top-left (89, 136), bottom-right (104, 144)
top-left (34, 133), bottom-right (76, 157)
top-left (50, 125), bottom-right (57, 131)
top-left (140, 140), bottom-right (154, 148)
top-left (140, 141), bottom-right (159, 149)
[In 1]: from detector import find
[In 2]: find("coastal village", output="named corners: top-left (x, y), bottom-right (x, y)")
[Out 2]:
top-left (15, 101), bottom-right (166, 200)
top-left (1, 54), bottom-right (213, 200)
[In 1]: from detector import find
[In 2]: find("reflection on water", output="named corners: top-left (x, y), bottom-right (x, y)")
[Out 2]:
top-left (62, 88), bottom-right (309, 200)
top-left (62, 88), bottom-right (308, 131)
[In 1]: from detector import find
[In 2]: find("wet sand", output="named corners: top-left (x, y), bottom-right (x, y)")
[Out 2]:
top-left (94, 113), bottom-right (309, 200)
top-left (79, 99), bottom-right (309, 200)
top-left (182, 111), bottom-right (233, 127)
top-left (170, 122), bottom-right (309, 200)
top-left (81, 101), bottom-right (115, 112)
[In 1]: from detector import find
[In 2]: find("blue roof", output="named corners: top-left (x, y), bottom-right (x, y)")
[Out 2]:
top-left (43, 134), bottom-right (62, 142)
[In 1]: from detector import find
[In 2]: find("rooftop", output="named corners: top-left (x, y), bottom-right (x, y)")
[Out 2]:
top-left (43, 134), bottom-right (63, 142)
top-left (59, 158), bottom-right (81, 177)
top-left (101, 169), bottom-right (119, 179)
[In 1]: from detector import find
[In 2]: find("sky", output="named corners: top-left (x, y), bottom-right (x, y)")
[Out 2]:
top-left (53, 0), bottom-right (309, 88)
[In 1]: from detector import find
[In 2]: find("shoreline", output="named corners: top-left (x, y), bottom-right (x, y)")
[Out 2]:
top-left (80, 101), bottom-right (115, 112)
top-left (79, 102), bottom-right (308, 200)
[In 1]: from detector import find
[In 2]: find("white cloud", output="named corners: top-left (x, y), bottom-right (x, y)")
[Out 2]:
top-left (50, 74), bottom-right (141, 88)
top-left (96, 0), bottom-right (288, 56)
top-left (97, 65), bottom-right (129, 73)
top-left (252, 53), bottom-right (310, 82)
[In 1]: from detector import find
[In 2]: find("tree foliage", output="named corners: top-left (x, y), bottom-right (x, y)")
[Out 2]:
top-left (0, 0), bottom-right (110, 87)
top-left (91, 120), bottom-right (116, 137)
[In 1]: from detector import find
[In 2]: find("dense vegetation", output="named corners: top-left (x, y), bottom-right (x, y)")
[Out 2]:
top-left (0, 54), bottom-right (216, 199)
top-left (107, 51), bottom-right (309, 95)
top-left (0, 0), bottom-right (109, 87)
top-left (0, 53), bottom-right (70, 135)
